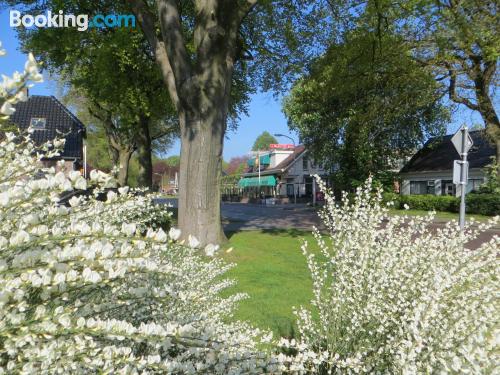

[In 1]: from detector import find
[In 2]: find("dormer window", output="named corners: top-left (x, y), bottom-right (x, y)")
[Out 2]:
top-left (30, 117), bottom-right (46, 129)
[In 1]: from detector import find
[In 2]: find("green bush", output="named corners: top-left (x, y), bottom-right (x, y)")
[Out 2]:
top-left (394, 193), bottom-right (499, 216)
top-left (466, 193), bottom-right (500, 216)
top-left (399, 194), bottom-right (459, 212)
top-left (382, 192), bottom-right (400, 207)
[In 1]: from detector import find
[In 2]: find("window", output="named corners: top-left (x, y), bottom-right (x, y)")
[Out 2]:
top-left (410, 181), bottom-right (428, 195)
top-left (302, 156), bottom-right (308, 171)
top-left (30, 117), bottom-right (46, 129)
top-left (468, 179), bottom-right (483, 193)
top-left (426, 180), bottom-right (435, 195)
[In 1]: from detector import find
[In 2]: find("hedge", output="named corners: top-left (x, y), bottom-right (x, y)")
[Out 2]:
top-left (465, 193), bottom-right (500, 216)
top-left (382, 193), bottom-right (500, 216)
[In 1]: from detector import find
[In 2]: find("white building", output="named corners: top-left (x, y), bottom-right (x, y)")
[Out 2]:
top-left (399, 130), bottom-right (495, 196)
top-left (237, 145), bottom-right (328, 202)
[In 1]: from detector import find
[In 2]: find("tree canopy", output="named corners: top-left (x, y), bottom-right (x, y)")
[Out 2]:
top-left (284, 31), bottom-right (449, 190)
top-left (252, 131), bottom-right (278, 151)
top-left (324, 0), bottom-right (500, 163)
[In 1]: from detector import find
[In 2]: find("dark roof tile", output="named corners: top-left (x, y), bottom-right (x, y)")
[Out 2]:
top-left (400, 130), bottom-right (495, 173)
top-left (9, 95), bottom-right (86, 160)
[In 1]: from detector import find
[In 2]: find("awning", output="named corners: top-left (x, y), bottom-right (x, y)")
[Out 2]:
top-left (238, 175), bottom-right (277, 188)
top-left (247, 154), bottom-right (271, 167)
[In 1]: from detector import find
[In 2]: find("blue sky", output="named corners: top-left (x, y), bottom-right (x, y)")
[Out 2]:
top-left (0, 7), bottom-right (484, 161)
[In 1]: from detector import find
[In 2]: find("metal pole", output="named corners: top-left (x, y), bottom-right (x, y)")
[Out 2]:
top-left (83, 145), bottom-right (87, 179)
top-left (312, 177), bottom-right (316, 206)
top-left (459, 128), bottom-right (467, 230)
top-left (258, 150), bottom-right (261, 186)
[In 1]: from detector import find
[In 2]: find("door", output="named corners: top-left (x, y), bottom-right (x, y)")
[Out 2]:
top-left (445, 182), bottom-right (455, 196)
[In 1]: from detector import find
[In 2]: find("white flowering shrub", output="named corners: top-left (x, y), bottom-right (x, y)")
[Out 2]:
top-left (63, 181), bottom-right (173, 234)
top-left (0, 44), bottom-right (287, 374)
top-left (294, 177), bottom-right (499, 373)
top-left (0, 42), bottom-right (43, 122)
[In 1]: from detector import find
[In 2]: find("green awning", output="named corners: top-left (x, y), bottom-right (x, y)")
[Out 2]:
top-left (238, 175), bottom-right (277, 188)
top-left (247, 154), bottom-right (271, 167)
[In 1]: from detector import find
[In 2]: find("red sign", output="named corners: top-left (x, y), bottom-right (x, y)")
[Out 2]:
top-left (269, 144), bottom-right (295, 149)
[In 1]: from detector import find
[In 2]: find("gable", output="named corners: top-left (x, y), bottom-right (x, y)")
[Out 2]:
top-left (400, 130), bottom-right (496, 174)
top-left (9, 96), bottom-right (86, 160)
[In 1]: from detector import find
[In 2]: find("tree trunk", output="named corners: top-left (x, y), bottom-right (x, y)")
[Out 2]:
top-left (136, 115), bottom-right (153, 188)
top-left (128, 0), bottom-right (255, 246)
top-left (117, 149), bottom-right (133, 187)
top-left (177, 107), bottom-right (227, 247)
top-left (475, 80), bottom-right (500, 166)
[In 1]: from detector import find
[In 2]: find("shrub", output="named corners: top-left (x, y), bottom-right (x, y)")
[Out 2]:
top-left (0, 45), bottom-right (293, 373)
top-left (396, 193), bottom-right (499, 216)
top-left (466, 193), bottom-right (500, 216)
top-left (398, 194), bottom-right (459, 212)
top-left (381, 192), bottom-right (400, 207)
top-left (293, 177), bottom-right (499, 373)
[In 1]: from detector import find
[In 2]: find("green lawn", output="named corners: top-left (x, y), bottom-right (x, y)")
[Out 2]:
top-left (222, 229), bottom-right (318, 337)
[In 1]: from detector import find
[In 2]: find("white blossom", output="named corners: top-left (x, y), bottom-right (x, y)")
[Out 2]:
top-left (68, 196), bottom-right (82, 207)
top-left (188, 234), bottom-right (200, 249)
top-left (204, 243), bottom-right (220, 257)
top-left (294, 176), bottom-right (499, 373)
top-left (0, 101), bottom-right (15, 116)
top-left (168, 227), bottom-right (181, 241)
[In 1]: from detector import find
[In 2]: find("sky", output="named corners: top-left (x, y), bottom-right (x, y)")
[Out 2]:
top-left (0, 7), bottom-right (485, 161)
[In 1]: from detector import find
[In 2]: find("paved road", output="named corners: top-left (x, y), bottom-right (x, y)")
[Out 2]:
top-left (221, 203), bottom-right (499, 250)
top-left (222, 203), bottom-right (322, 231)
top-left (156, 199), bottom-right (498, 250)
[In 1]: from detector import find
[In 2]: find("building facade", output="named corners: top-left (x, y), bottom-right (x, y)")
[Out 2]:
top-left (9, 95), bottom-right (86, 173)
top-left (399, 130), bottom-right (495, 196)
top-left (237, 145), bottom-right (328, 203)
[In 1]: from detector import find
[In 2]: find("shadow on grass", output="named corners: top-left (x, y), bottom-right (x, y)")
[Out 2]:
top-left (225, 228), bottom-right (310, 240)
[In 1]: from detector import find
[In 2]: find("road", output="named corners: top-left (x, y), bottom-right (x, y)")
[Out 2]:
top-left (221, 203), bottom-right (499, 250)
top-left (156, 199), bottom-right (499, 250)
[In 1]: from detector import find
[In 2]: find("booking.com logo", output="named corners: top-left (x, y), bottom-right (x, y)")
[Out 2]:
top-left (9, 10), bottom-right (136, 32)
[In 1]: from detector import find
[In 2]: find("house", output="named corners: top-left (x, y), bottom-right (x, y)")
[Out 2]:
top-left (9, 95), bottom-right (86, 173)
top-left (237, 144), bottom-right (328, 203)
top-left (399, 130), bottom-right (495, 196)
top-left (153, 164), bottom-right (179, 194)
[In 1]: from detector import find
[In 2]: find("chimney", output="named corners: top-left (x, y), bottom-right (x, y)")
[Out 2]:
top-left (19, 87), bottom-right (29, 101)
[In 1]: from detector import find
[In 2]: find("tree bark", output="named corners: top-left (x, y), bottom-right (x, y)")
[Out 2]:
top-left (474, 75), bottom-right (500, 166)
top-left (117, 148), bottom-right (133, 187)
top-left (129, 0), bottom-right (257, 246)
top-left (177, 108), bottom-right (226, 246)
top-left (135, 115), bottom-right (153, 188)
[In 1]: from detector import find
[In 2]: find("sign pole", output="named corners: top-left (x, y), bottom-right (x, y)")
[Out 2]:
top-left (451, 125), bottom-right (473, 230)
top-left (458, 128), bottom-right (468, 230)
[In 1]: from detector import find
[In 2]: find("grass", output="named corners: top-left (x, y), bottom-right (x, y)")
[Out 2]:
top-left (221, 229), bottom-right (318, 337)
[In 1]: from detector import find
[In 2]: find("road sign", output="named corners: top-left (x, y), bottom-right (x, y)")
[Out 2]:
top-left (453, 160), bottom-right (468, 184)
top-left (451, 126), bottom-right (473, 155)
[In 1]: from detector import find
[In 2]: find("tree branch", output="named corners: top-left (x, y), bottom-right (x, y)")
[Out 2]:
top-left (448, 68), bottom-right (479, 111)
top-left (157, 0), bottom-right (191, 85)
top-left (238, 0), bottom-right (259, 22)
top-left (128, 0), bottom-right (180, 110)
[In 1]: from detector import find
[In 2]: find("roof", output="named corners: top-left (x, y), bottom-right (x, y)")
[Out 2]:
top-left (400, 130), bottom-right (496, 174)
top-left (9, 95), bottom-right (86, 160)
top-left (243, 145), bottom-right (306, 176)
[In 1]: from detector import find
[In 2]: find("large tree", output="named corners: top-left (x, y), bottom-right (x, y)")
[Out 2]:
top-left (407, 0), bottom-right (500, 163)
top-left (284, 31), bottom-right (449, 190)
top-left (8, 0), bottom-right (331, 245)
top-left (325, 0), bottom-right (499, 163)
